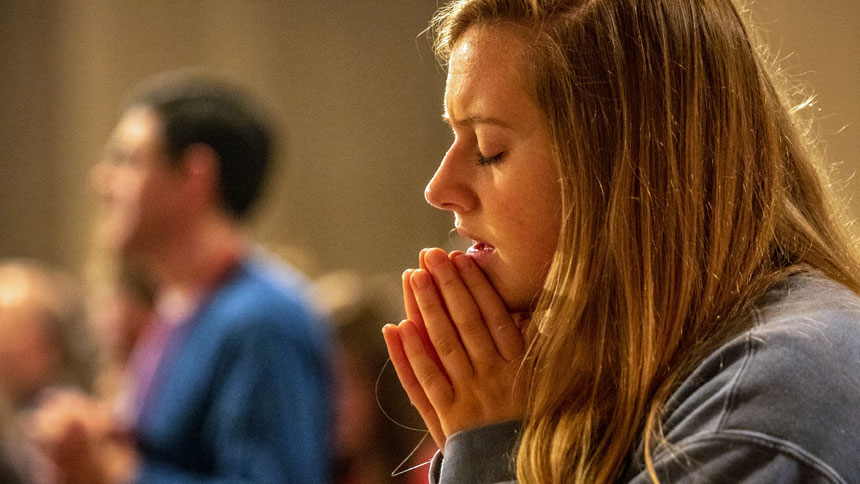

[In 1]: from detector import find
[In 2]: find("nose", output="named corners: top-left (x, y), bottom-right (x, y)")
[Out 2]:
top-left (424, 145), bottom-right (478, 214)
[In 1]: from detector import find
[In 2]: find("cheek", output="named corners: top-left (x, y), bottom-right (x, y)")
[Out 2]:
top-left (109, 167), bottom-right (143, 199)
top-left (104, 179), bottom-right (144, 227)
top-left (505, 188), bottom-right (561, 276)
top-left (496, 186), bottom-right (559, 252)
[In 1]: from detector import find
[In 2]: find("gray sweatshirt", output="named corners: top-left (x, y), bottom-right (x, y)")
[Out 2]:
top-left (429, 272), bottom-right (860, 483)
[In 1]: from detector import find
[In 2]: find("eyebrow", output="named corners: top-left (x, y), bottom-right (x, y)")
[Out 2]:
top-left (441, 112), bottom-right (513, 129)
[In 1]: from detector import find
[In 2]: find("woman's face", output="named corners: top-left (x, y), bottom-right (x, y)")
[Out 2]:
top-left (425, 25), bottom-right (562, 313)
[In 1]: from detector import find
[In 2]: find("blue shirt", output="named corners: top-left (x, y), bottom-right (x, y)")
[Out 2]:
top-left (134, 254), bottom-right (332, 484)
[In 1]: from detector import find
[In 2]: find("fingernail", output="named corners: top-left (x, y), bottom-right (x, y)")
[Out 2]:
top-left (425, 248), bottom-right (447, 268)
top-left (411, 269), bottom-right (430, 288)
top-left (403, 320), bottom-right (423, 338)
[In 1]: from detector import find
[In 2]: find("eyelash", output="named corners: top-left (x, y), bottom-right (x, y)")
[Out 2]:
top-left (446, 127), bottom-right (505, 166)
top-left (477, 152), bottom-right (504, 166)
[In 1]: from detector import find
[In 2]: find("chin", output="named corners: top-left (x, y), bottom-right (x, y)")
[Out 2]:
top-left (495, 282), bottom-right (542, 314)
top-left (476, 258), bottom-right (547, 313)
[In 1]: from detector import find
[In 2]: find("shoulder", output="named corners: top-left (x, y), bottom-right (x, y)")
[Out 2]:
top-left (648, 273), bottom-right (860, 482)
top-left (196, 251), bottom-right (329, 346)
top-left (223, 252), bottom-right (317, 312)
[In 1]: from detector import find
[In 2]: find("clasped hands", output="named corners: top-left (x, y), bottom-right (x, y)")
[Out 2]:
top-left (26, 390), bottom-right (137, 484)
top-left (383, 248), bottom-right (528, 452)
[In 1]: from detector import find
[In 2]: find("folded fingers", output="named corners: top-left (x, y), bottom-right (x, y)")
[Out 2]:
top-left (450, 252), bottom-right (525, 362)
top-left (382, 322), bottom-right (446, 449)
top-left (409, 269), bottom-right (474, 380)
top-left (422, 248), bottom-right (501, 364)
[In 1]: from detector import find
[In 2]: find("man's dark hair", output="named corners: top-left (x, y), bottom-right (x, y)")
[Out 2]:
top-left (126, 72), bottom-right (273, 219)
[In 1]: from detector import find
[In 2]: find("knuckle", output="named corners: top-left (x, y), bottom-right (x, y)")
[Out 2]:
top-left (457, 312), bottom-right (486, 335)
top-left (433, 336), bottom-right (460, 358)
top-left (416, 367), bottom-right (444, 392)
top-left (437, 272), bottom-right (460, 290)
top-left (420, 297), bottom-right (445, 317)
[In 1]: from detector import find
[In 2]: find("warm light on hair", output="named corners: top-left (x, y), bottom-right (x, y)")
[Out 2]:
top-left (433, 0), bottom-right (860, 482)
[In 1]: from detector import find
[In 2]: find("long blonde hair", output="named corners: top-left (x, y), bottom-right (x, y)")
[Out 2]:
top-left (432, 0), bottom-right (860, 482)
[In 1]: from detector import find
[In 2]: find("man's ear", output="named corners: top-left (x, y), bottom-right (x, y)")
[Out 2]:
top-left (178, 143), bottom-right (220, 211)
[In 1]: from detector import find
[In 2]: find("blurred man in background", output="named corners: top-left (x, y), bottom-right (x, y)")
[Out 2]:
top-left (32, 72), bottom-right (332, 484)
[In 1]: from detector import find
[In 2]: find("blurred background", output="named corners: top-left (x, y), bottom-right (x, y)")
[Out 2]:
top-left (0, 2), bottom-right (857, 483)
top-left (1, 1), bottom-right (858, 280)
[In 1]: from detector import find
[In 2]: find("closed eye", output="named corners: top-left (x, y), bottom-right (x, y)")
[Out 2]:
top-left (477, 151), bottom-right (505, 166)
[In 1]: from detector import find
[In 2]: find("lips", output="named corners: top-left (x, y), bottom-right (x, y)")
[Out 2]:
top-left (456, 226), bottom-right (496, 257)
top-left (467, 241), bottom-right (495, 254)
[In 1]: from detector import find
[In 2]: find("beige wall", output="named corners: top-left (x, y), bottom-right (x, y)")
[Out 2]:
top-left (748, 2), bottom-right (860, 215)
top-left (1, 1), bottom-right (858, 280)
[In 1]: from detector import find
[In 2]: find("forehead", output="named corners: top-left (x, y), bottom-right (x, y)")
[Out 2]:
top-left (0, 269), bottom-right (35, 309)
top-left (449, 23), bottom-right (528, 71)
top-left (444, 24), bottom-right (532, 121)
top-left (0, 270), bottom-right (49, 328)
top-left (109, 106), bottom-right (163, 152)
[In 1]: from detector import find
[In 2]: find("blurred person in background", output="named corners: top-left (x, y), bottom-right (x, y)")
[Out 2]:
top-left (30, 71), bottom-right (332, 484)
top-left (314, 271), bottom-right (432, 484)
top-left (0, 259), bottom-right (98, 484)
